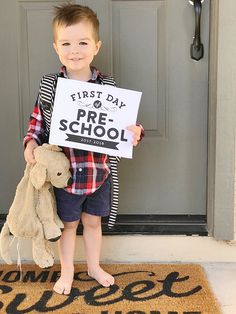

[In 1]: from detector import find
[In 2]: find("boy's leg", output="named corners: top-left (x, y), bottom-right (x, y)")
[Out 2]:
top-left (81, 212), bottom-right (114, 287)
top-left (53, 220), bottom-right (79, 295)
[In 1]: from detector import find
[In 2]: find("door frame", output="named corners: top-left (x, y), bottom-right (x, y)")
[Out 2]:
top-left (207, 0), bottom-right (219, 238)
top-left (207, 0), bottom-right (236, 240)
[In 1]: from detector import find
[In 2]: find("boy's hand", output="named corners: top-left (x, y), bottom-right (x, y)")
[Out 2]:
top-left (126, 125), bottom-right (142, 146)
top-left (24, 139), bottom-right (39, 164)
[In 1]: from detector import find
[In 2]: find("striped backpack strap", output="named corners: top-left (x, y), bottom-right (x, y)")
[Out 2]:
top-left (39, 73), bottom-right (59, 105)
top-left (108, 156), bottom-right (120, 229)
top-left (39, 74), bottom-right (59, 137)
top-left (100, 74), bottom-right (120, 228)
top-left (99, 75), bottom-right (117, 87)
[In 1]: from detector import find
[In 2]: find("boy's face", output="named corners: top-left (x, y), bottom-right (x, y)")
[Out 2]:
top-left (53, 20), bottom-right (101, 77)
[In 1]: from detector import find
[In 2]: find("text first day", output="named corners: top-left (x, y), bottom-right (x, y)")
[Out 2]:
top-left (70, 90), bottom-right (126, 109)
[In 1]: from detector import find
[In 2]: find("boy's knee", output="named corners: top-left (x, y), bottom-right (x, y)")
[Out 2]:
top-left (63, 220), bottom-right (79, 230)
top-left (81, 213), bottom-right (101, 228)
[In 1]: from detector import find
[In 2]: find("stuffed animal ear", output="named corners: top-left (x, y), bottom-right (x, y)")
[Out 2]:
top-left (30, 163), bottom-right (47, 189)
top-left (42, 144), bottom-right (62, 152)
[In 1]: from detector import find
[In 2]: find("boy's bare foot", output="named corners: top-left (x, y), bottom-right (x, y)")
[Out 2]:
top-left (88, 265), bottom-right (115, 287)
top-left (53, 266), bottom-right (74, 295)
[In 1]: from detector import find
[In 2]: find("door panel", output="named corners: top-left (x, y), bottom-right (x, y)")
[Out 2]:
top-left (18, 1), bottom-right (66, 136)
top-left (112, 2), bottom-right (166, 134)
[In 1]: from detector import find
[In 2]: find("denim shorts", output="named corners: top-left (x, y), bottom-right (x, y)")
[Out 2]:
top-left (54, 176), bottom-right (111, 222)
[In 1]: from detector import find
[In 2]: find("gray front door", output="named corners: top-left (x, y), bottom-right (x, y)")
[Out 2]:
top-left (0, 1), bottom-right (209, 222)
top-left (90, 0), bottom-right (210, 217)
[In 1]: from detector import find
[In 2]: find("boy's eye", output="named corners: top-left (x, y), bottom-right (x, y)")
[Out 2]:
top-left (79, 42), bottom-right (88, 46)
top-left (62, 42), bottom-right (70, 46)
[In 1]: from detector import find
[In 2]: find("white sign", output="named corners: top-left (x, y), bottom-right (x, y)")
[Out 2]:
top-left (49, 78), bottom-right (142, 158)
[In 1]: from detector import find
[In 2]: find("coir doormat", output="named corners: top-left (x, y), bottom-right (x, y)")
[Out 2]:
top-left (0, 263), bottom-right (221, 314)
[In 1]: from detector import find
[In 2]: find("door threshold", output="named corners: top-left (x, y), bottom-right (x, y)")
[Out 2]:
top-left (85, 214), bottom-right (207, 236)
top-left (0, 214), bottom-right (208, 236)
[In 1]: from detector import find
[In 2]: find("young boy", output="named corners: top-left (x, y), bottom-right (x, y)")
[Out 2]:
top-left (23, 4), bottom-right (143, 295)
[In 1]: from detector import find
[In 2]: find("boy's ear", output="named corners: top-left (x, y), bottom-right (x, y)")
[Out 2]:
top-left (94, 40), bottom-right (102, 56)
top-left (53, 42), bottom-right (59, 55)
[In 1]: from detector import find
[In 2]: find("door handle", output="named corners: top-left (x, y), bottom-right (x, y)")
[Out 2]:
top-left (189, 0), bottom-right (204, 61)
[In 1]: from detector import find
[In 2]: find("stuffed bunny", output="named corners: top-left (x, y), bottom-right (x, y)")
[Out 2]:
top-left (0, 144), bottom-right (71, 268)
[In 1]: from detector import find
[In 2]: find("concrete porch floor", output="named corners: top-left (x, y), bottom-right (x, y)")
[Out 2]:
top-left (203, 263), bottom-right (236, 314)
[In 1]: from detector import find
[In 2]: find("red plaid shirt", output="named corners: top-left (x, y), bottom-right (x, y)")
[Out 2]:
top-left (24, 67), bottom-right (111, 195)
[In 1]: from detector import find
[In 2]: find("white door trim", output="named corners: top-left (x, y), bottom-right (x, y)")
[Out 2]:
top-left (208, 0), bottom-right (236, 240)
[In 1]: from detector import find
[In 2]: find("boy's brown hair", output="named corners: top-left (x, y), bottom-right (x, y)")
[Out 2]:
top-left (53, 3), bottom-right (100, 41)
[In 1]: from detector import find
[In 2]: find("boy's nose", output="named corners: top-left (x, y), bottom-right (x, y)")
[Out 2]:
top-left (71, 45), bottom-right (80, 54)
